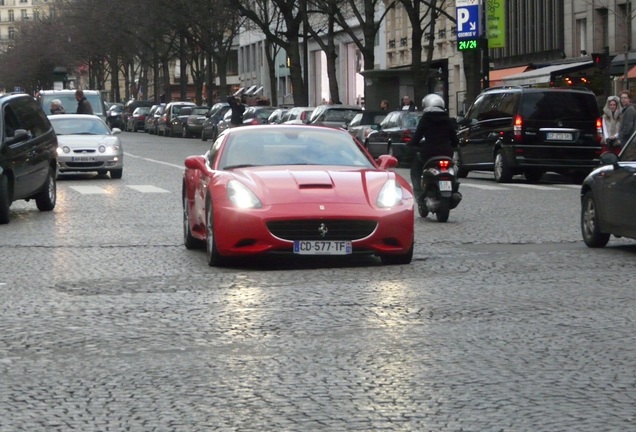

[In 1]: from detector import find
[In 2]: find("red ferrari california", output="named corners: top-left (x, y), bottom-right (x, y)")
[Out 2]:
top-left (182, 124), bottom-right (414, 266)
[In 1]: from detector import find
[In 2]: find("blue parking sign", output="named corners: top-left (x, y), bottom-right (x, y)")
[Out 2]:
top-left (456, 3), bottom-right (480, 41)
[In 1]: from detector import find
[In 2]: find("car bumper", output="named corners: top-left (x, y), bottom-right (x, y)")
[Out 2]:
top-left (194, 201), bottom-right (414, 257)
top-left (58, 153), bottom-right (124, 171)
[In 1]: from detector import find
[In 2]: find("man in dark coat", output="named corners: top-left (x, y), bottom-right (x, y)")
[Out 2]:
top-left (408, 94), bottom-right (459, 200)
top-left (227, 95), bottom-right (245, 127)
top-left (618, 90), bottom-right (636, 147)
top-left (75, 90), bottom-right (94, 115)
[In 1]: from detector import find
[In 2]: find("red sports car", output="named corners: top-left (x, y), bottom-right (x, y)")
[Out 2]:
top-left (182, 125), bottom-right (414, 266)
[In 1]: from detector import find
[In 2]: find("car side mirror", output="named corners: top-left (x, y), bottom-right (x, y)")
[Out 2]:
top-left (600, 151), bottom-right (619, 166)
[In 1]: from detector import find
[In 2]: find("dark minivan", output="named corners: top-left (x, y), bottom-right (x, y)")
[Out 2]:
top-left (1, 93), bottom-right (58, 224)
top-left (456, 86), bottom-right (602, 183)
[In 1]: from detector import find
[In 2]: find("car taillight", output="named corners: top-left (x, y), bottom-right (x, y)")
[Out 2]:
top-left (438, 159), bottom-right (451, 171)
top-left (596, 117), bottom-right (603, 143)
top-left (514, 115), bottom-right (523, 141)
top-left (402, 129), bottom-right (412, 143)
top-left (300, 112), bottom-right (307, 120)
top-left (249, 119), bottom-right (259, 125)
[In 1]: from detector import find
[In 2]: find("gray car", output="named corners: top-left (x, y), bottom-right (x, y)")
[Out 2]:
top-left (49, 114), bottom-right (124, 179)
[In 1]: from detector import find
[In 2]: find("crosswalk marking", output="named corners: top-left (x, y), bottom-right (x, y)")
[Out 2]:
top-left (68, 185), bottom-right (171, 195)
top-left (504, 183), bottom-right (561, 191)
top-left (459, 183), bottom-right (508, 191)
top-left (69, 185), bottom-right (109, 195)
top-left (128, 185), bottom-right (170, 193)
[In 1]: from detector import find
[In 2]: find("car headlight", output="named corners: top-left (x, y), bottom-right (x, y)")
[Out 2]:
top-left (377, 179), bottom-right (403, 208)
top-left (57, 146), bottom-right (70, 155)
top-left (227, 180), bottom-right (262, 209)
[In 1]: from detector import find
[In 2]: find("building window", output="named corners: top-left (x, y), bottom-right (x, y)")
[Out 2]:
top-left (9, 10), bottom-right (14, 22)
top-left (576, 18), bottom-right (587, 55)
top-left (21, 9), bottom-right (28, 20)
top-left (20, 0), bottom-right (28, 3)
top-left (9, 27), bottom-right (15, 40)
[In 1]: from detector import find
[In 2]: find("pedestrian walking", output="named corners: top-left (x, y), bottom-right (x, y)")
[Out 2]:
top-left (618, 90), bottom-right (636, 147)
top-left (75, 90), bottom-right (94, 115)
top-left (226, 95), bottom-right (245, 127)
top-left (602, 95), bottom-right (621, 154)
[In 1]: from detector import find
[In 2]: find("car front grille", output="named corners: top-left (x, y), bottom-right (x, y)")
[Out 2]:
top-left (267, 219), bottom-right (377, 241)
top-left (65, 162), bottom-right (105, 168)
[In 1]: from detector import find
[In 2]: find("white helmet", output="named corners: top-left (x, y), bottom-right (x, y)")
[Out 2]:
top-left (421, 94), bottom-right (445, 112)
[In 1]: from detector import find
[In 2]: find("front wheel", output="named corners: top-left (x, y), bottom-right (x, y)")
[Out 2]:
top-left (206, 201), bottom-right (227, 266)
top-left (493, 151), bottom-right (513, 183)
top-left (435, 200), bottom-right (450, 222)
top-left (35, 167), bottom-right (56, 212)
top-left (0, 174), bottom-right (11, 224)
top-left (418, 201), bottom-right (429, 218)
top-left (581, 191), bottom-right (610, 248)
top-left (182, 125), bottom-right (190, 138)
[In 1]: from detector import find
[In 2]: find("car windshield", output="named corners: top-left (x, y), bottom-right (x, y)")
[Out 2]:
top-left (402, 112), bottom-right (423, 128)
top-left (323, 109), bottom-right (362, 122)
top-left (194, 107), bottom-right (209, 115)
top-left (49, 117), bottom-right (110, 135)
top-left (219, 128), bottom-right (374, 169)
top-left (41, 93), bottom-right (105, 116)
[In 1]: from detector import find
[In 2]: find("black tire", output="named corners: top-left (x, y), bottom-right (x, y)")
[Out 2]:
top-left (183, 194), bottom-right (204, 250)
top-left (182, 125), bottom-right (189, 138)
top-left (493, 151), bottom-right (513, 183)
top-left (212, 128), bottom-right (218, 141)
top-left (110, 169), bottom-right (123, 179)
top-left (380, 242), bottom-right (414, 265)
top-left (201, 131), bottom-right (208, 142)
top-left (0, 174), bottom-right (11, 224)
top-left (435, 200), bottom-right (450, 222)
top-left (581, 190), bottom-right (610, 248)
top-left (97, 169), bottom-right (108, 176)
top-left (418, 202), bottom-right (429, 218)
top-left (35, 167), bottom-right (56, 212)
top-left (524, 169), bottom-right (543, 183)
top-left (206, 200), bottom-right (227, 266)
top-left (453, 150), bottom-right (469, 178)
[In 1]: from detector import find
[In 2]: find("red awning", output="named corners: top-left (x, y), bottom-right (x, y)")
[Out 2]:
top-left (619, 64), bottom-right (636, 79)
top-left (489, 65), bottom-right (532, 86)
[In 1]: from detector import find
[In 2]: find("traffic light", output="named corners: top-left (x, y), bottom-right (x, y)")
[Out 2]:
top-left (591, 51), bottom-right (609, 69)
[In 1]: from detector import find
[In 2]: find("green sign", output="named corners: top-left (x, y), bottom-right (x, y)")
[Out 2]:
top-left (458, 39), bottom-right (478, 51)
top-left (487, 0), bottom-right (506, 48)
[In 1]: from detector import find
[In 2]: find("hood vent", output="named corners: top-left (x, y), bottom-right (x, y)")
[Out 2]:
top-left (298, 183), bottom-right (333, 189)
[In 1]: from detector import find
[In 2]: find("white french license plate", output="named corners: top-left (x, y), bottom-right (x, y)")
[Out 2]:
top-left (439, 180), bottom-right (452, 191)
top-left (293, 240), bottom-right (352, 255)
top-left (546, 132), bottom-right (572, 140)
top-left (72, 156), bottom-right (95, 162)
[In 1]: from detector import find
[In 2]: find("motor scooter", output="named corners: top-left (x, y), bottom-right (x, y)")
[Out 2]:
top-left (418, 155), bottom-right (462, 222)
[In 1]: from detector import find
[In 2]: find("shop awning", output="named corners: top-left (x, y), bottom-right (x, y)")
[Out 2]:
top-left (618, 64), bottom-right (636, 79)
top-left (609, 52), bottom-right (636, 75)
top-left (502, 61), bottom-right (594, 86)
top-left (489, 66), bottom-right (531, 86)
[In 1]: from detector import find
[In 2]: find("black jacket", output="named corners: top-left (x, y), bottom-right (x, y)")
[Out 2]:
top-left (409, 109), bottom-right (458, 161)
top-left (227, 96), bottom-right (245, 126)
top-left (76, 97), bottom-right (94, 115)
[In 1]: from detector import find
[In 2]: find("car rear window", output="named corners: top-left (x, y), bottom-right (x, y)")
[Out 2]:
top-left (521, 92), bottom-right (599, 121)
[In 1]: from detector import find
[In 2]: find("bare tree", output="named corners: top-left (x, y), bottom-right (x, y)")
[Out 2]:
top-left (234, 0), bottom-right (308, 106)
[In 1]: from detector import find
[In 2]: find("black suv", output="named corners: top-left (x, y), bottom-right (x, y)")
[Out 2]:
top-left (0, 93), bottom-right (58, 224)
top-left (456, 86), bottom-right (602, 183)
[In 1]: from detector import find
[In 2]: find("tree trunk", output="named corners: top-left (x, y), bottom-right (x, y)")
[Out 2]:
top-left (264, 39), bottom-right (278, 106)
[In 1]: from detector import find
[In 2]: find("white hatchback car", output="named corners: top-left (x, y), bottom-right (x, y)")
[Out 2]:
top-left (48, 114), bottom-right (124, 179)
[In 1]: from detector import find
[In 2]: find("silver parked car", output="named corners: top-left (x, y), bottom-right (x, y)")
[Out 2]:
top-left (49, 114), bottom-right (124, 179)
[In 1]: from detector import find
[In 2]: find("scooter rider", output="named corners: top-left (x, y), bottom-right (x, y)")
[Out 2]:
top-left (408, 94), bottom-right (459, 201)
